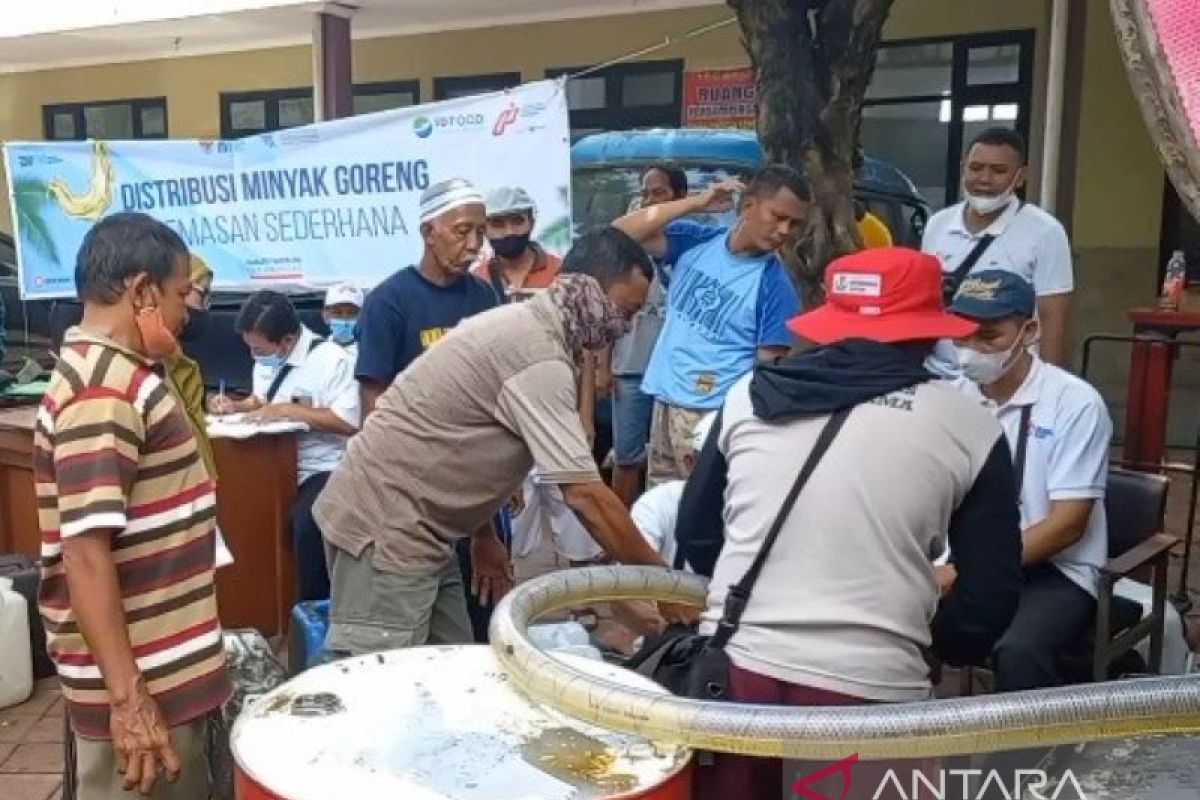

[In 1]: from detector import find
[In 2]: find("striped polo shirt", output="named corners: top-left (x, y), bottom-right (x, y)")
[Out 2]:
top-left (34, 327), bottom-right (231, 737)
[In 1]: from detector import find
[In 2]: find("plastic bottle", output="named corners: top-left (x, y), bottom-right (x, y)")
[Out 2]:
top-left (1159, 250), bottom-right (1187, 310)
top-left (0, 577), bottom-right (33, 709)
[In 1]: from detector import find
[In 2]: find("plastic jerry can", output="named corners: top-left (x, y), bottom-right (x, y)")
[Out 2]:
top-left (0, 577), bottom-right (33, 709)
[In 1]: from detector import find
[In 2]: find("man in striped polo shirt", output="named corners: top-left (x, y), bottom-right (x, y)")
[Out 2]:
top-left (35, 213), bottom-right (231, 799)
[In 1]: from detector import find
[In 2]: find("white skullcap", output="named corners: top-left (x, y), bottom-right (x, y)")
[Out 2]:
top-left (691, 412), bottom-right (718, 452)
top-left (419, 178), bottom-right (485, 224)
top-left (324, 282), bottom-right (364, 309)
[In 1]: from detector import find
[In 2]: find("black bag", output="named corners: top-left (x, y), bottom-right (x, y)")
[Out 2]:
top-left (628, 408), bottom-right (852, 699)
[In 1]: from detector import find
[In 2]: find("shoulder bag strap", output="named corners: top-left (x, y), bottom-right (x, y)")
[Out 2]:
top-left (943, 234), bottom-right (996, 303)
top-left (709, 406), bottom-right (853, 649)
top-left (1012, 404), bottom-right (1033, 504)
top-left (264, 337), bottom-right (324, 402)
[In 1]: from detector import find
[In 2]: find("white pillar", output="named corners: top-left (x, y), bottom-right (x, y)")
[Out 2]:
top-left (1040, 0), bottom-right (1070, 215)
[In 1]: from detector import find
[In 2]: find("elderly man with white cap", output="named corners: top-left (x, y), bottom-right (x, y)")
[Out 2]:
top-left (354, 177), bottom-right (500, 416)
top-left (474, 185), bottom-right (562, 300)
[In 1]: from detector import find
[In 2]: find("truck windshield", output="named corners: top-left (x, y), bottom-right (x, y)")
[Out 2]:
top-left (571, 164), bottom-right (749, 234)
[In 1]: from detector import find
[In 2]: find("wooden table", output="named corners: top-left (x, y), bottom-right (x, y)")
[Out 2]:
top-left (210, 433), bottom-right (298, 636)
top-left (0, 404), bottom-right (40, 557)
top-left (1124, 308), bottom-right (1200, 469)
top-left (0, 403), bottom-right (299, 637)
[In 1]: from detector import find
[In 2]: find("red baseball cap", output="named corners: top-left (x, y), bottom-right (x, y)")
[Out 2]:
top-left (787, 247), bottom-right (978, 344)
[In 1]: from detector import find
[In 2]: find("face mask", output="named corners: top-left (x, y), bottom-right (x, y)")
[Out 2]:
top-left (964, 190), bottom-right (1014, 216)
top-left (178, 308), bottom-right (208, 343)
top-left (963, 170), bottom-right (1020, 216)
top-left (955, 325), bottom-right (1032, 385)
top-left (134, 301), bottom-right (179, 361)
top-left (489, 233), bottom-right (532, 260)
top-left (254, 351), bottom-right (287, 370)
top-left (328, 318), bottom-right (357, 345)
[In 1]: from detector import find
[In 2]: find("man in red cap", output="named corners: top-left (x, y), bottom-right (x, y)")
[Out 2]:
top-left (676, 247), bottom-right (1024, 800)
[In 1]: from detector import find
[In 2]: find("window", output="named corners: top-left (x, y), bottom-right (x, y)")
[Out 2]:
top-left (546, 60), bottom-right (683, 140)
top-left (860, 31), bottom-right (1034, 210)
top-left (43, 97), bottom-right (168, 141)
top-left (221, 81), bottom-right (422, 138)
top-left (434, 73), bottom-right (521, 101)
top-left (353, 80), bottom-right (420, 115)
top-left (220, 88), bottom-right (312, 139)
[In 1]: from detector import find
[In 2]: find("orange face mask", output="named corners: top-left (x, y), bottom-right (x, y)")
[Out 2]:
top-left (135, 304), bottom-right (179, 360)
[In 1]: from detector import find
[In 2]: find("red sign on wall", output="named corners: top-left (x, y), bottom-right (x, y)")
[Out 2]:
top-left (683, 68), bottom-right (757, 128)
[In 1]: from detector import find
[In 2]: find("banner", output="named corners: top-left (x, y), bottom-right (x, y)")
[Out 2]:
top-left (3, 80), bottom-right (571, 300)
top-left (683, 68), bottom-right (757, 129)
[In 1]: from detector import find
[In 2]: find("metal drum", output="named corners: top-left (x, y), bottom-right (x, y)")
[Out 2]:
top-left (232, 645), bottom-right (693, 800)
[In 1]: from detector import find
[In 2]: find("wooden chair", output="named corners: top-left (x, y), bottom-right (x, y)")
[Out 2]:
top-left (1081, 467), bottom-right (1177, 681)
top-left (958, 467), bottom-right (1178, 694)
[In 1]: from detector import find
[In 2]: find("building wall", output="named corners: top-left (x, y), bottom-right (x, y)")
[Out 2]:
top-left (0, 1), bottom-right (1178, 438)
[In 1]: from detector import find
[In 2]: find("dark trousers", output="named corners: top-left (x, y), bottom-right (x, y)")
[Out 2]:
top-left (291, 472), bottom-right (332, 603)
top-left (993, 563), bottom-right (1096, 692)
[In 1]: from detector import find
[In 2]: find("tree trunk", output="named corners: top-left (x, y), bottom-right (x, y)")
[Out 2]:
top-left (729, 0), bottom-right (894, 306)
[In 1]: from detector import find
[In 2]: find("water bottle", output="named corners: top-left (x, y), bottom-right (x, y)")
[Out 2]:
top-left (1159, 250), bottom-right (1187, 310)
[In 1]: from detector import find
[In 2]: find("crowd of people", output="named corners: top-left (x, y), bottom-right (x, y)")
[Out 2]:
top-left (34, 125), bottom-right (1139, 800)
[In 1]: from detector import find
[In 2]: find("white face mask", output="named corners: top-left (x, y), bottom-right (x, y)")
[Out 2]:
top-left (963, 189), bottom-right (1014, 216)
top-left (955, 325), bottom-right (1033, 385)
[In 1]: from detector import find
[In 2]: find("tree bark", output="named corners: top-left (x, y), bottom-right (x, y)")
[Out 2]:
top-left (729, 0), bottom-right (894, 306)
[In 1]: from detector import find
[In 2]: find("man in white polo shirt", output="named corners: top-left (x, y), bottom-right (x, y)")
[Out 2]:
top-left (948, 270), bottom-right (1111, 691)
top-left (923, 127), bottom-right (1074, 376)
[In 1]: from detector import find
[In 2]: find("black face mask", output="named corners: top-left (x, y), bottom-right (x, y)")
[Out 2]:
top-left (489, 233), bottom-right (532, 260)
top-left (178, 308), bottom-right (208, 343)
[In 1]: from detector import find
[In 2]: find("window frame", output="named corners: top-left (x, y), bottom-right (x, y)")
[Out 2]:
top-left (863, 29), bottom-right (1035, 209)
top-left (545, 59), bottom-right (684, 136)
top-left (221, 80), bottom-right (423, 138)
top-left (219, 87), bottom-right (312, 139)
top-left (352, 79), bottom-right (421, 115)
top-left (433, 72), bottom-right (522, 101)
top-left (42, 96), bottom-right (168, 141)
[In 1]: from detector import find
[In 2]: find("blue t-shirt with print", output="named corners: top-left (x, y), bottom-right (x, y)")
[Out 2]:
top-left (355, 266), bottom-right (500, 386)
top-left (641, 220), bottom-right (800, 410)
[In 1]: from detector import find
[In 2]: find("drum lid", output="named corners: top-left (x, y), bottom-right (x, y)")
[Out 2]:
top-left (232, 644), bottom-right (690, 800)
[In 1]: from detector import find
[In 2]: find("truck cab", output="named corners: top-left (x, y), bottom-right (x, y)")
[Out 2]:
top-left (570, 128), bottom-right (930, 245)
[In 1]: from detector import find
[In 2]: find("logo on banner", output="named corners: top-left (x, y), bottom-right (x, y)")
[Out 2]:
top-left (413, 116), bottom-right (433, 138)
top-left (493, 102), bottom-right (521, 136)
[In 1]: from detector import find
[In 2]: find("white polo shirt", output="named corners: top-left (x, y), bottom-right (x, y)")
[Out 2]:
top-left (923, 200), bottom-right (1074, 376)
top-left (956, 357), bottom-right (1111, 597)
top-left (251, 324), bottom-right (361, 484)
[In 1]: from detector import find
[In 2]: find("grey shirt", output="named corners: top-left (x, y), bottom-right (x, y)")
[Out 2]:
top-left (611, 273), bottom-right (667, 377)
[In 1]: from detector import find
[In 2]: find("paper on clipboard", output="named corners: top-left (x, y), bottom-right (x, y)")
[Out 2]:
top-left (206, 413), bottom-right (309, 440)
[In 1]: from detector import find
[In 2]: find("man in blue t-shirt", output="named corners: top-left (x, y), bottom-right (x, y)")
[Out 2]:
top-left (614, 165), bottom-right (807, 486)
top-left (351, 177), bottom-right (502, 644)
top-left (355, 178), bottom-right (500, 415)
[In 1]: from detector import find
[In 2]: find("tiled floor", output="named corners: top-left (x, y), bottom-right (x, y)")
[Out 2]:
top-left (0, 677), bottom-right (63, 800)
